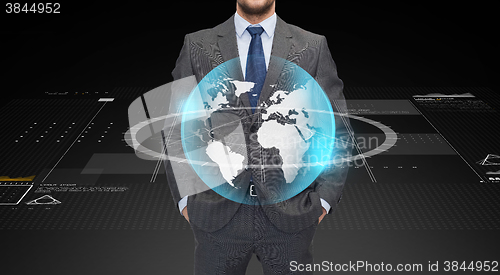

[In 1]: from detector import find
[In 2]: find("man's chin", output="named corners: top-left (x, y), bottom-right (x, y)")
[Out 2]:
top-left (237, 0), bottom-right (275, 16)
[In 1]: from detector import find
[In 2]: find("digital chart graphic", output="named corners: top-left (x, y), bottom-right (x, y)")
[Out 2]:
top-left (0, 87), bottom-right (498, 230)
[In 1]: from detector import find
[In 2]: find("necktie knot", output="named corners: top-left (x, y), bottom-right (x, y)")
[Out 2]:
top-left (247, 26), bottom-right (264, 37)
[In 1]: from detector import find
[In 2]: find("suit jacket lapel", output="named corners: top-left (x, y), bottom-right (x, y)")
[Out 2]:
top-left (215, 15), bottom-right (253, 116)
top-left (217, 15), bottom-right (242, 75)
top-left (255, 16), bottom-right (293, 122)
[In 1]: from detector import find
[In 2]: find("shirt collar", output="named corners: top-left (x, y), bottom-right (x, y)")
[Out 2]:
top-left (234, 12), bottom-right (277, 38)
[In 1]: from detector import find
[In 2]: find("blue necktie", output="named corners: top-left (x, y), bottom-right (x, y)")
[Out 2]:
top-left (245, 26), bottom-right (267, 114)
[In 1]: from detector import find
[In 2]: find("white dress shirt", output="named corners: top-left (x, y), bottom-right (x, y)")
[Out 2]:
top-left (234, 11), bottom-right (276, 78)
top-left (178, 12), bottom-right (331, 215)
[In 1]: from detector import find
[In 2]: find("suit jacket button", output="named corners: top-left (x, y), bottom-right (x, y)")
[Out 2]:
top-left (250, 125), bottom-right (257, 133)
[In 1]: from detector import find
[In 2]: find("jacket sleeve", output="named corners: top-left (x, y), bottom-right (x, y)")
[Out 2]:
top-left (164, 34), bottom-right (195, 211)
top-left (172, 34), bottom-right (194, 81)
top-left (313, 35), bottom-right (351, 214)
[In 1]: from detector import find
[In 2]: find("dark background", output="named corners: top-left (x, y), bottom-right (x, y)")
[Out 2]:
top-left (2, 1), bottom-right (498, 102)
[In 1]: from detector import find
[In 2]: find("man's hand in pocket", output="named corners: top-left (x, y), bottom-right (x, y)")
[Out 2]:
top-left (182, 206), bottom-right (189, 223)
top-left (318, 207), bottom-right (327, 224)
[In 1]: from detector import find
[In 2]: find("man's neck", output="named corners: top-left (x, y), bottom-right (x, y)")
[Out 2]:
top-left (236, 3), bottom-right (275, 25)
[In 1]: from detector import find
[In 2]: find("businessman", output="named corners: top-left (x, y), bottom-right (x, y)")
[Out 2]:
top-left (166, 0), bottom-right (349, 273)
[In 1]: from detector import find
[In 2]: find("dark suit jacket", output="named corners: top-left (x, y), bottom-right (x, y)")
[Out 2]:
top-left (167, 14), bottom-right (349, 233)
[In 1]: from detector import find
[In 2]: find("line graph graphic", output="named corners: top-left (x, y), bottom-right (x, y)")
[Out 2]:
top-left (477, 154), bottom-right (500, 166)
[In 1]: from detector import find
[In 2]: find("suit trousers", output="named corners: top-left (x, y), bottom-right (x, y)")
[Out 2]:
top-left (189, 193), bottom-right (318, 275)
